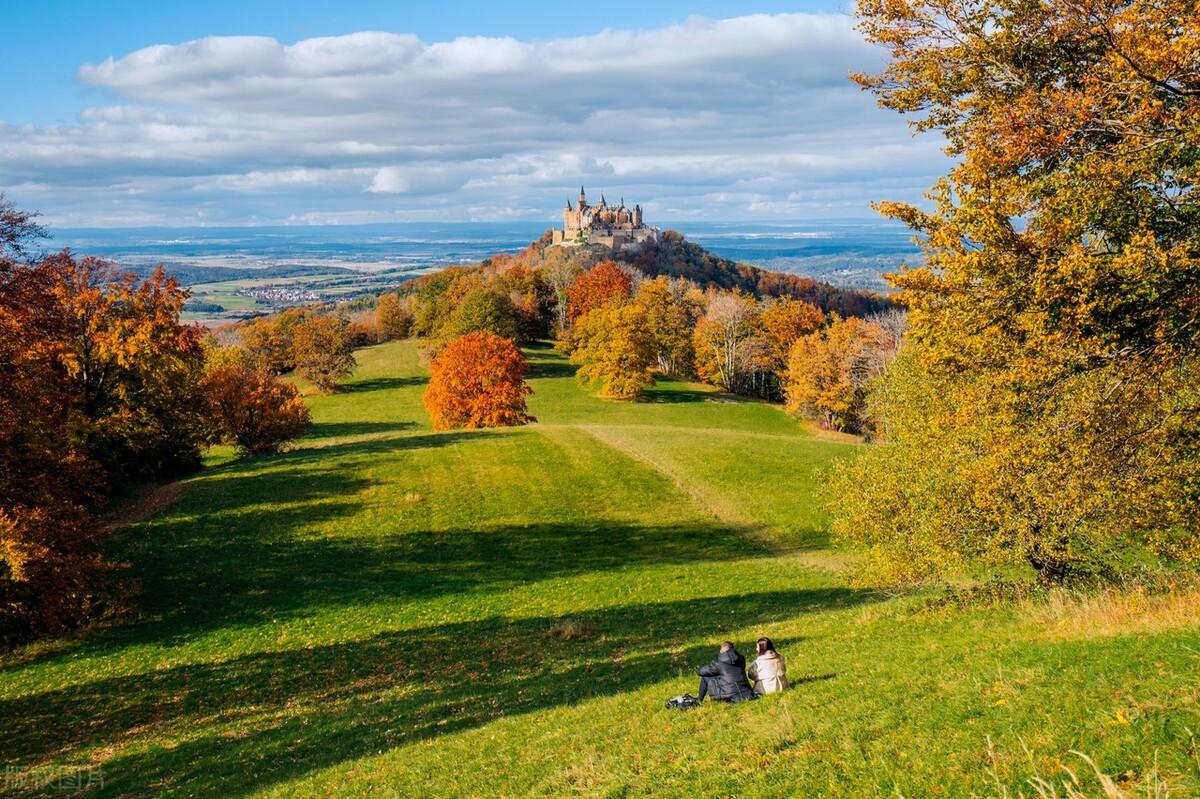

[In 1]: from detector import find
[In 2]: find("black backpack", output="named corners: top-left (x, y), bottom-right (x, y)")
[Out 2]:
top-left (665, 694), bottom-right (701, 710)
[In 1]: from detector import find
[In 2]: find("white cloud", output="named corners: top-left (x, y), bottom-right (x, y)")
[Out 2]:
top-left (0, 13), bottom-right (945, 226)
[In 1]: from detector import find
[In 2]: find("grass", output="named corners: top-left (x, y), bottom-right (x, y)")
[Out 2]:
top-left (2, 339), bottom-right (1198, 797)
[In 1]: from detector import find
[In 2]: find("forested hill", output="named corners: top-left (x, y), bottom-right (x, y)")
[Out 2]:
top-left (486, 228), bottom-right (893, 318)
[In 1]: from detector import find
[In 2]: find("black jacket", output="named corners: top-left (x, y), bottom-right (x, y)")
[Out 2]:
top-left (698, 648), bottom-right (756, 702)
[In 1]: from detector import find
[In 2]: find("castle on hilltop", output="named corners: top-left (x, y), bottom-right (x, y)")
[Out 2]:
top-left (550, 187), bottom-right (659, 249)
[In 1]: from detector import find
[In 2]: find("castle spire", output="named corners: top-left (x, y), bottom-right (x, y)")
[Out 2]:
top-left (579, 186), bottom-right (586, 205)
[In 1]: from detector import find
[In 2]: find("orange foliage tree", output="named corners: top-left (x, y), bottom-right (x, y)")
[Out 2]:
top-left (757, 298), bottom-right (825, 374)
top-left (423, 332), bottom-right (534, 430)
top-left (202, 355), bottom-right (311, 456)
top-left (784, 316), bottom-right (888, 433)
top-left (49, 254), bottom-right (209, 479)
top-left (566, 260), bottom-right (632, 323)
top-left (1, 246), bottom-right (115, 642)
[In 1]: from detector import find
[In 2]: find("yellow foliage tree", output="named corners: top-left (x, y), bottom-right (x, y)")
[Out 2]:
top-left (569, 303), bottom-right (657, 400)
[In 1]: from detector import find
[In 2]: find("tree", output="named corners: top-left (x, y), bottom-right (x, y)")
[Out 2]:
top-left (0, 192), bottom-right (47, 263)
top-left (834, 0), bottom-right (1200, 582)
top-left (375, 292), bottom-right (414, 340)
top-left (634, 276), bottom-right (701, 378)
top-left (784, 316), bottom-right (889, 433)
top-left (50, 254), bottom-right (208, 481)
top-left (423, 332), bottom-right (534, 429)
top-left (566, 260), bottom-right (632, 323)
top-left (0, 249), bottom-right (114, 643)
top-left (241, 309), bottom-right (306, 373)
top-left (440, 287), bottom-right (523, 343)
top-left (202, 359), bottom-right (311, 456)
top-left (692, 292), bottom-right (760, 393)
top-left (757, 298), bottom-right (825, 374)
top-left (544, 255), bottom-right (583, 333)
top-left (570, 303), bottom-right (658, 400)
top-left (292, 315), bottom-right (357, 393)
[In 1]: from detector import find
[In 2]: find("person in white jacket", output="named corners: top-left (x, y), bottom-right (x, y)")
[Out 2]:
top-left (747, 637), bottom-right (788, 695)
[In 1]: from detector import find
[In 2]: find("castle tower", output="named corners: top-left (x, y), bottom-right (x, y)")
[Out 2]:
top-left (579, 186), bottom-right (587, 207)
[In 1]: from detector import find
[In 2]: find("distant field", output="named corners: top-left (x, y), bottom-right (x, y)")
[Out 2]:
top-left (2, 341), bottom-right (1196, 797)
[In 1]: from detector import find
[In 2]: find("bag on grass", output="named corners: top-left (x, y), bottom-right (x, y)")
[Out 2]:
top-left (665, 694), bottom-right (701, 710)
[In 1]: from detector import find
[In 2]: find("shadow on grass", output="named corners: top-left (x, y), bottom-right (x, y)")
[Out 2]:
top-left (341, 376), bottom-right (428, 393)
top-left (640, 388), bottom-right (722, 404)
top-left (303, 420), bottom-right (417, 440)
top-left (527, 358), bottom-right (578, 379)
top-left (2, 588), bottom-right (871, 798)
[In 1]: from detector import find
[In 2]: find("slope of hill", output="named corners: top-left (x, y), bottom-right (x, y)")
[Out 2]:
top-left (489, 229), bottom-right (893, 317)
top-left (1, 341), bottom-right (1195, 797)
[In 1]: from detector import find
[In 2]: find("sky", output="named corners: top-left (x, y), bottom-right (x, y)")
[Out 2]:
top-left (0, 0), bottom-right (947, 227)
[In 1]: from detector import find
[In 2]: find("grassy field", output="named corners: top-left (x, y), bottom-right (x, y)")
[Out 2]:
top-left (2, 340), bottom-right (1198, 797)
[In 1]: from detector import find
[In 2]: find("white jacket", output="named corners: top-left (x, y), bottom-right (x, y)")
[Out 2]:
top-left (748, 651), bottom-right (788, 694)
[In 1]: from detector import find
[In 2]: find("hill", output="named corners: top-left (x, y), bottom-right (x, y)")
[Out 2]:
top-left (1, 340), bottom-right (1195, 797)
top-left (485, 229), bottom-right (893, 317)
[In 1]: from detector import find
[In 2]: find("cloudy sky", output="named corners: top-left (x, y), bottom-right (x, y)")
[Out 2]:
top-left (0, 0), bottom-right (947, 228)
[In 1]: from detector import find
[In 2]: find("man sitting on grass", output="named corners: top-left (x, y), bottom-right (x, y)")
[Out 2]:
top-left (696, 641), bottom-right (756, 703)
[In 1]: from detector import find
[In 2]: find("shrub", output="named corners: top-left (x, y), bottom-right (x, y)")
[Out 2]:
top-left (423, 332), bottom-right (534, 430)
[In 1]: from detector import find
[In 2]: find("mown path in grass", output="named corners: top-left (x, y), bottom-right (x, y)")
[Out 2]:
top-left (1, 340), bottom-right (1198, 798)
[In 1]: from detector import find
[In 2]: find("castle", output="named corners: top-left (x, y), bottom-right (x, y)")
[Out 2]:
top-left (550, 187), bottom-right (659, 249)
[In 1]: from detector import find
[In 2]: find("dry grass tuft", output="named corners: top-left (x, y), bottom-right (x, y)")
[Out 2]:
top-left (985, 738), bottom-right (1173, 799)
top-left (548, 617), bottom-right (595, 641)
top-left (1024, 586), bottom-right (1200, 640)
top-left (403, 492), bottom-right (423, 504)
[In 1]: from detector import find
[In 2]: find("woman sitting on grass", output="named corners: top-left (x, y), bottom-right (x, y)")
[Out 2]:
top-left (748, 637), bottom-right (788, 695)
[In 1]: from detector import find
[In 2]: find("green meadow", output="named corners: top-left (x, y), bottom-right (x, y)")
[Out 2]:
top-left (2, 339), bottom-right (1197, 797)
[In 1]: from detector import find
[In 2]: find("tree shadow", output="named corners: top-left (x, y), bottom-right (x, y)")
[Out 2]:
top-left (526, 358), bottom-right (578, 379)
top-left (341, 376), bottom-right (428, 393)
top-left (303, 420), bottom-right (416, 440)
top-left (640, 388), bottom-right (723, 404)
top-left (1, 588), bottom-right (876, 797)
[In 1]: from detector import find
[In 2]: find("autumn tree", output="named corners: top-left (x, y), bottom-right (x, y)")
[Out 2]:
top-left (375, 292), bottom-right (414, 340)
top-left (50, 254), bottom-right (209, 480)
top-left (692, 291), bottom-right (761, 393)
top-left (566, 260), bottom-right (632, 323)
top-left (784, 316), bottom-right (889, 433)
top-left (832, 0), bottom-right (1200, 583)
top-left (201, 345), bottom-right (310, 455)
top-left (0, 246), bottom-right (114, 641)
top-left (241, 308), bottom-right (307, 373)
top-left (439, 287), bottom-right (523, 343)
top-left (423, 332), bottom-right (534, 429)
top-left (634, 276), bottom-right (701, 378)
top-left (757, 298), bottom-right (825, 375)
top-left (569, 303), bottom-right (658, 400)
top-left (292, 314), bottom-right (357, 392)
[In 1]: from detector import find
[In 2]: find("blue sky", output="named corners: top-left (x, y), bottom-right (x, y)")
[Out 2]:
top-left (0, 1), bottom-right (944, 227)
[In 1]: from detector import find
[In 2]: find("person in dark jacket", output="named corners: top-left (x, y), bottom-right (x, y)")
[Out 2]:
top-left (696, 641), bottom-right (756, 703)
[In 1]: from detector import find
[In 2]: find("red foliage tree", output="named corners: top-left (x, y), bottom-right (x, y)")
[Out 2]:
top-left (423, 332), bottom-right (535, 430)
top-left (566, 260), bottom-right (632, 323)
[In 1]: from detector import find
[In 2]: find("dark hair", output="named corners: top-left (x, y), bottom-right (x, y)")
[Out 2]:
top-left (720, 641), bottom-right (735, 652)
top-left (756, 637), bottom-right (776, 656)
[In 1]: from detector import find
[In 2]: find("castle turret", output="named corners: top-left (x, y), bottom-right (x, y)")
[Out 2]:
top-left (579, 186), bottom-right (587, 207)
